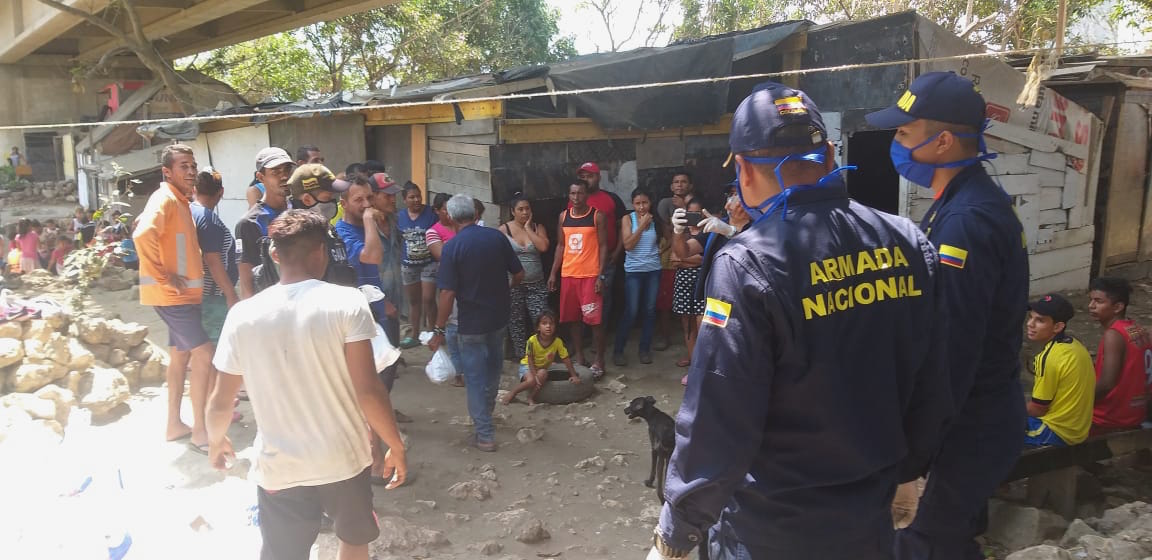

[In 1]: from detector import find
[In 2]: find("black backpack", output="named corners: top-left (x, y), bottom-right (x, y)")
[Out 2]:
top-left (252, 226), bottom-right (357, 292)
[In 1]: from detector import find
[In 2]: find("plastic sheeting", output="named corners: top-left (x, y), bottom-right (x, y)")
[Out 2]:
top-left (547, 39), bottom-right (736, 130)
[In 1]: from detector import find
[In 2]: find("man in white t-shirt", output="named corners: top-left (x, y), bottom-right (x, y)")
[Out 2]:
top-left (206, 209), bottom-right (407, 560)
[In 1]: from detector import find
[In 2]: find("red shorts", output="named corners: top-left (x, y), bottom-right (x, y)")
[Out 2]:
top-left (559, 276), bottom-right (603, 325)
top-left (656, 269), bottom-right (675, 312)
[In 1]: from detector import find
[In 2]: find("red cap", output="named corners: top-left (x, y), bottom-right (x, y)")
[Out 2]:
top-left (370, 172), bottom-right (401, 194)
top-left (578, 162), bottom-right (601, 175)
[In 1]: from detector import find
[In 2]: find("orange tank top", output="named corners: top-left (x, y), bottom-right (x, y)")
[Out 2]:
top-left (561, 207), bottom-right (601, 278)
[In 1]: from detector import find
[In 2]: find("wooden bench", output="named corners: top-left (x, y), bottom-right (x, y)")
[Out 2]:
top-left (1004, 428), bottom-right (1152, 518)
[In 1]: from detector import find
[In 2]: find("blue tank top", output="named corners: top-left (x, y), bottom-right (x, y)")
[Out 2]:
top-left (624, 212), bottom-right (660, 273)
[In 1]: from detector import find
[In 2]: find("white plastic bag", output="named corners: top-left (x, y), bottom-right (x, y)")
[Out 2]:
top-left (360, 284), bottom-right (400, 371)
top-left (425, 348), bottom-right (456, 384)
top-left (372, 324), bottom-right (400, 371)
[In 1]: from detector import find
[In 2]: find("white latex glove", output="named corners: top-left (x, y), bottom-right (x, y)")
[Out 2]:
top-left (697, 209), bottom-right (737, 238)
top-left (671, 208), bottom-right (688, 234)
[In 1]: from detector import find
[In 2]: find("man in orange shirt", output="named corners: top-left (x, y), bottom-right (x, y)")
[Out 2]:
top-left (548, 180), bottom-right (610, 377)
top-left (133, 144), bottom-right (217, 452)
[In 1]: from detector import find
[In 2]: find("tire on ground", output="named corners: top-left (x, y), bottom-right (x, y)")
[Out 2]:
top-left (533, 364), bottom-right (596, 405)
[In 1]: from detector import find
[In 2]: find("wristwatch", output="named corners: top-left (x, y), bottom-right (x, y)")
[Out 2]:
top-left (652, 529), bottom-right (693, 559)
top-left (432, 326), bottom-right (446, 336)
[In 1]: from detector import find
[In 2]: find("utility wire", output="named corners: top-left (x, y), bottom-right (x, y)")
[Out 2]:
top-left (2, 37), bottom-right (1149, 132)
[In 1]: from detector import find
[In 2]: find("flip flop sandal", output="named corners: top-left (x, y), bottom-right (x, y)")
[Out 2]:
top-left (452, 376), bottom-right (465, 387)
top-left (187, 441), bottom-right (210, 455)
top-left (399, 337), bottom-right (420, 349)
top-left (676, 358), bottom-right (691, 368)
top-left (681, 375), bottom-right (688, 386)
top-left (590, 365), bottom-right (605, 380)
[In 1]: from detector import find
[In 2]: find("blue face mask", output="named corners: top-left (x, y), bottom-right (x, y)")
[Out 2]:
top-left (734, 147), bottom-right (855, 224)
top-left (890, 129), bottom-right (997, 188)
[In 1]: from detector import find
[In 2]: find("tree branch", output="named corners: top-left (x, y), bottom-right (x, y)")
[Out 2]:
top-left (959, 12), bottom-right (999, 40)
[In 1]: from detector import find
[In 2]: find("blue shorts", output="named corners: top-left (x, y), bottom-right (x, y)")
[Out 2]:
top-left (518, 363), bottom-right (529, 381)
top-left (1024, 416), bottom-right (1067, 448)
top-left (154, 304), bottom-right (210, 352)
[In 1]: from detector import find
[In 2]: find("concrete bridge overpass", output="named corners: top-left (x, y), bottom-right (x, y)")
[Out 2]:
top-left (1, 0), bottom-right (402, 64)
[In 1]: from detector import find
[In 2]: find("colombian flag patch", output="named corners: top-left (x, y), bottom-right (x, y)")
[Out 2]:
top-left (939, 244), bottom-right (968, 269)
top-left (702, 298), bottom-right (732, 328)
top-left (774, 96), bottom-right (807, 115)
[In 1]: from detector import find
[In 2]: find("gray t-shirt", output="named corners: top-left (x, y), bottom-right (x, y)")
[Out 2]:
top-left (658, 196), bottom-right (689, 224)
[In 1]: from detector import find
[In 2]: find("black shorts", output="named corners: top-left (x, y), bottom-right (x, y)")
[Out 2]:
top-left (257, 468), bottom-right (378, 560)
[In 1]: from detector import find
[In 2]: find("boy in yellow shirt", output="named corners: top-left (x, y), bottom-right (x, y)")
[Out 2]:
top-left (502, 310), bottom-right (580, 405)
top-left (1025, 293), bottom-right (1096, 447)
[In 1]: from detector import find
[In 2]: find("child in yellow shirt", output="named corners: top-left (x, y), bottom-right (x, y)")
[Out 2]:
top-left (502, 310), bottom-right (580, 405)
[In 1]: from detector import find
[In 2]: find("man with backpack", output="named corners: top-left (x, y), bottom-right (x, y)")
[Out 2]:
top-left (235, 148), bottom-right (293, 299)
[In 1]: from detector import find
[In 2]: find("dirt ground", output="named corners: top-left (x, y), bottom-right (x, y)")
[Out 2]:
top-left (6, 276), bottom-right (694, 560)
top-left (8, 222), bottom-right (1152, 559)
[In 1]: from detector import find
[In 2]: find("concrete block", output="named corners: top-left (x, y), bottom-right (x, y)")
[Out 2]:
top-left (1039, 187), bottom-right (1063, 210)
top-left (991, 153), bottom-right (1033, 175)
top-left (1030, 266), bottom-right (1091, 296)
top-left (1039, 209), bottom-right (1068, 226)
top-left (986, 136), bottom-right (1030, 155)
top-left (1030, 150), bottom-right (1070, 171)
top-left (1030, 244), bottom-right (1092, 281)
top-left (1063, 171), bottom-right (1086, 209)
top-left (1000, 174), bottom-right (1041, 196)
top-left (1038, 168), bottom-right (1066, 187)
top-left (1016, 194), bottom-right (1040, 251)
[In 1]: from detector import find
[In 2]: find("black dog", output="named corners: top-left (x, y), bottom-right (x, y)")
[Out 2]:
top-left (625, 396), bottom-right (676, 504)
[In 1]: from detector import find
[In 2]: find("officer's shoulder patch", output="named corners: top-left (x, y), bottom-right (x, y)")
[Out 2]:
top-left (702, 298), bottom-right (732, 328)
top-left (939, 244), bottom-right (968, 269)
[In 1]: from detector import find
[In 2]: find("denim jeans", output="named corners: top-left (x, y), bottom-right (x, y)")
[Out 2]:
top-left (457, 326), bottom-right (506, 442)
top-left (614, 270), bottom-right (661, 354)
top-left (445, 323), bottom-right (464, 374)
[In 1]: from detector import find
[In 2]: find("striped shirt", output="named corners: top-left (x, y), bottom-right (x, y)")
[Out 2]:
top-left (191, 202), bottom-right (238, 297)
top-left (624, 212), bottom-right (660, 273)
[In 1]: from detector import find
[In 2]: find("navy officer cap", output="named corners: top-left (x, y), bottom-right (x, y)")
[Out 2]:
top-left (729, 81), bottom-right (827, 154)
top-left (867, 71), bottom-right (987, 129)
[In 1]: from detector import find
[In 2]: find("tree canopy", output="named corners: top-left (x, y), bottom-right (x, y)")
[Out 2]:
top-left (671, 0), bottom-right (1147, 50)
top-left (190, 0), bottom-right (576, 103)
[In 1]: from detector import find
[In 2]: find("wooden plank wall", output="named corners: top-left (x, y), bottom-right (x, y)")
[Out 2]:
top-left (425, 119), bottom-right (501, 226)
top-left (906, 119), bottom-right (1102, 295)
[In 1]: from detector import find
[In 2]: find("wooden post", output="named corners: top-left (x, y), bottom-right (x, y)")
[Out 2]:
top-left (411, 124), bottom-right (427, 195)
top-left (1055, 0), bottom-right (1067, 58)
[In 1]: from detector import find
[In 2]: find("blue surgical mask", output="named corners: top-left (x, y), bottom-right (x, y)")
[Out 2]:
top-left (734, 147), bottom-right (855, 224)
top-left (890, 129), bottom-right (997, 188)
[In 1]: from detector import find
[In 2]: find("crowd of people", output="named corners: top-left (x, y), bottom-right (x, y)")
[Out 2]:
top-left (1, 207), bottom-right (136, 276)
top-left (109, 70), bottom-right (1152, 560)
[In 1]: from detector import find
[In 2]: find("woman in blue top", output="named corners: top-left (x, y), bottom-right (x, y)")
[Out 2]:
top-left (613, 189), bottom-right (664, 366)
top-left (397, 182), bottom-right (439, 348)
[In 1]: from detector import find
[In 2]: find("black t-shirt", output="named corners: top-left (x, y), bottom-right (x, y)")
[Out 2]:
top-left (234, 202), bottom-right (282, 267)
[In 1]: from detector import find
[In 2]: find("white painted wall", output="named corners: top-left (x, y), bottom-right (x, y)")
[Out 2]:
top-left (203, 125), bottom-right (271, 232)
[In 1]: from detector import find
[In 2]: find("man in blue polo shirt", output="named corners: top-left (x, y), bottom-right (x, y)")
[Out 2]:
top-left (427, 194), bottom-right (524, 452)
top-left (649, 81), bottom-right (951, 560)
top-left (867, 72), bottom-right (1028, 560)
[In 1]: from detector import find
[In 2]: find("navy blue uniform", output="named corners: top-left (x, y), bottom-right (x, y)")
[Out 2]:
top-left (658, 182), bottom-right (953, 559)
top-left (895, 164), bottom-right (1028, 559)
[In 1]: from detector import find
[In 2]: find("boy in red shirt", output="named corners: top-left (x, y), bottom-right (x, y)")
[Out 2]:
top-left (1088, 277), bottom-right (1152, 433)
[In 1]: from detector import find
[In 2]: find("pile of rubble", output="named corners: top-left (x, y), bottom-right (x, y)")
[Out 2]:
top-left (0, 180), bottom-right (78, 204)
top-left (0, 307), bottom-right (167, 446)
top-left (1002, 501), bottom-right (1152, 559)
